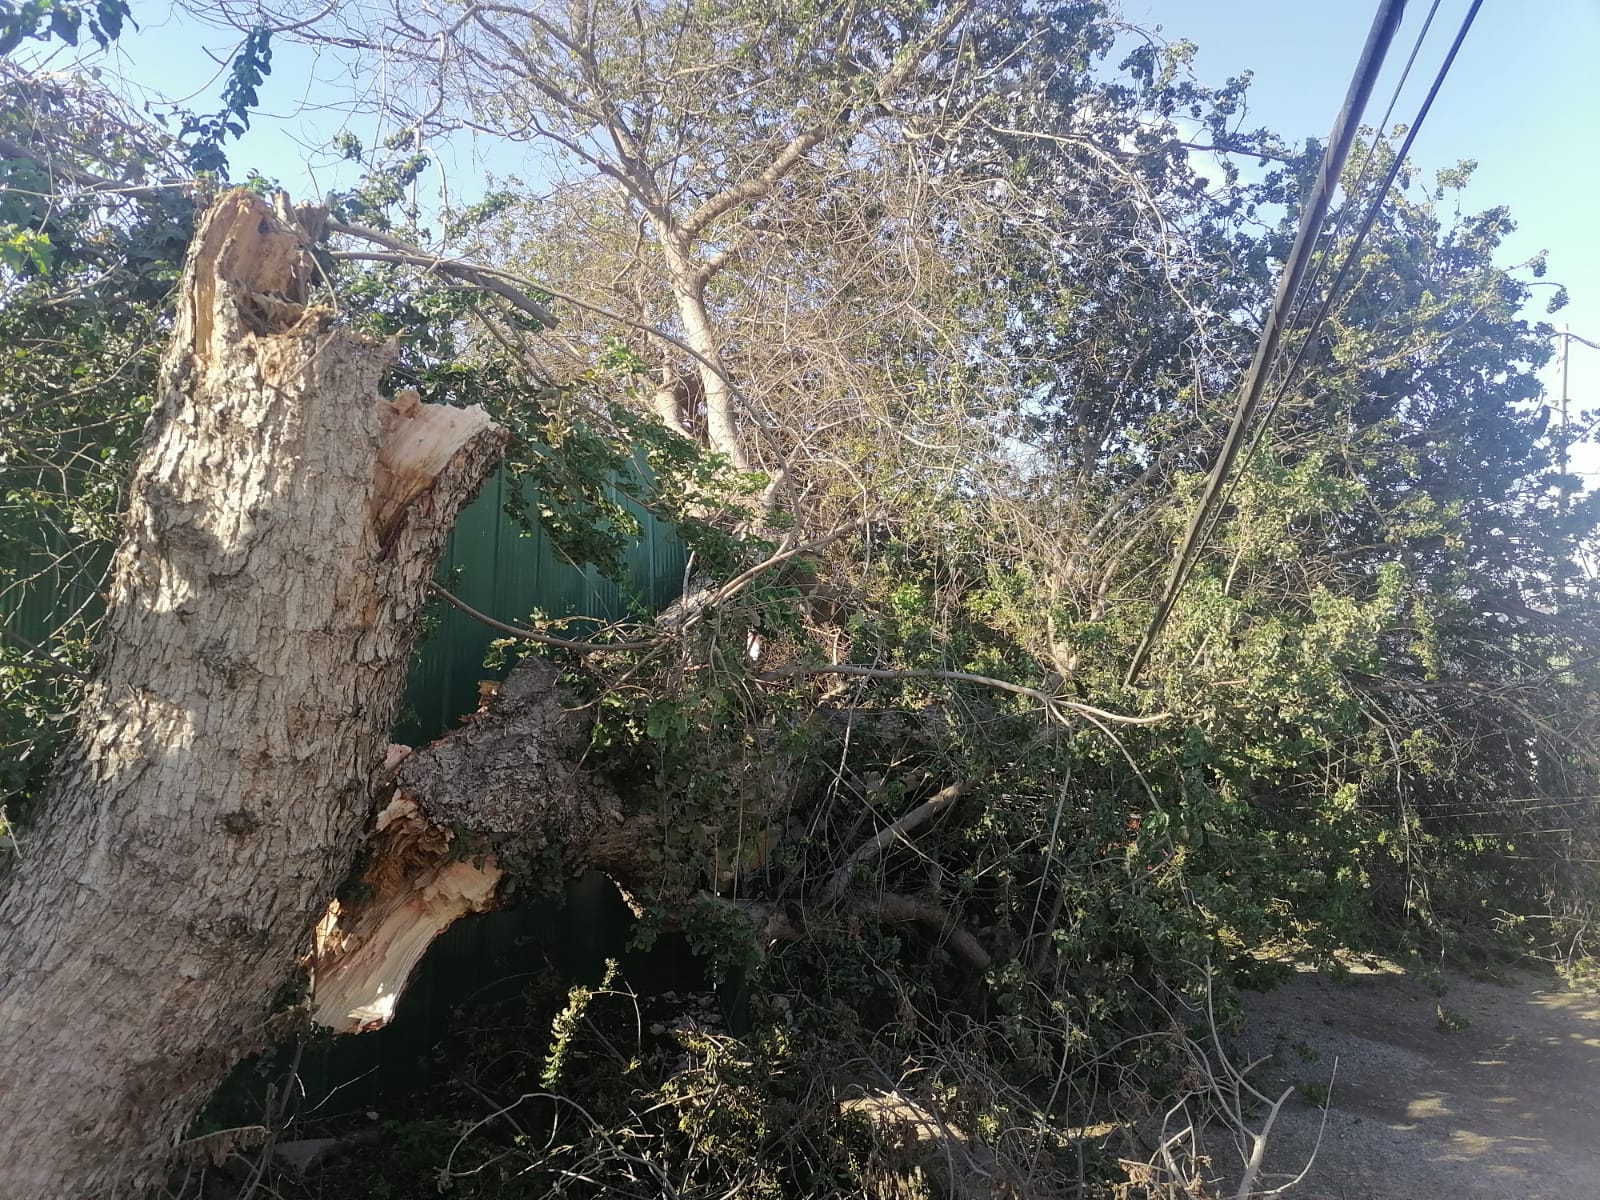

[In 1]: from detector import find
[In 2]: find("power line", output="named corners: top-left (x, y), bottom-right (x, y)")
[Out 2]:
top-left (1275, 0), bottom-right (1444, 351)
top-left (1246, 0), bottom-right (1485, 467)
top-left (1124, 0), bottom-right (1410, 686)
top-left (1194, 0), bottom-right (1455, 574)
top-left (1201, 0), bottom-right (1485, 553)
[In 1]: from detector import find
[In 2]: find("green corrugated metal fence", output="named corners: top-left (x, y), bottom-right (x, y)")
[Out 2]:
top-left (400, 467), bottom-right (684, 742)
top-left (3, 464), bottom-right (684, 751)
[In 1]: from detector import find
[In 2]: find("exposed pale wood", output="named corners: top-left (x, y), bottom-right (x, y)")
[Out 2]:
top-left (296, 663), bottom-right (640, 1042)
top-left (0, 190), bottom-right (507, 1199)
top-left (317, 652), bottom-right (992, 1054)
top-left (308, 792), bottom-right (503, 1033)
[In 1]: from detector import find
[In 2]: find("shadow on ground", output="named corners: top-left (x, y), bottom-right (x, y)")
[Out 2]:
top-left (1233, 963), bottom-right (1600, 1199)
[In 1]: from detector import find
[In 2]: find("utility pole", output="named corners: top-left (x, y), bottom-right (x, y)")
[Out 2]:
top-left (1556, 327), bottom-right (1600, 517)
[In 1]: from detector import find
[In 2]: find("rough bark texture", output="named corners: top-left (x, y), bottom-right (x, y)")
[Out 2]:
top-left (305, 655), bottom-right (992, 1048)
top-left (393, 661), bottom-right (621, 847)
top-left (302, 661), bottom-right (654, 1033)
top-left (0, 190), bottom-right (507, 1199)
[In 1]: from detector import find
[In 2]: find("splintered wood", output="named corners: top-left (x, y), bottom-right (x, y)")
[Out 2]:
top-left (309, 786), bottom-right (503, 1033)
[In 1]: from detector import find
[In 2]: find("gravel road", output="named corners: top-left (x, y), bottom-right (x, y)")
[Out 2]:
top-left (1232, 962), bottom-right (1600, 1200)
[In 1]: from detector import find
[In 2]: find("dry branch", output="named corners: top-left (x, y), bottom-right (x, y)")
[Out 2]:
top-left (760, 663), bottom-right (1169, 726)
top-left (818, 781), bottom-right (967, 906)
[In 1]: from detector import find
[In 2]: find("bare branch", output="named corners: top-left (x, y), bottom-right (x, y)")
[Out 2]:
top-left (818, 781), bottom-right (966, 906)
top-left (427, 582), bottom-right (658, 652)
top-left (678, 121), bottom-right (831, 241)
top-left (758, 663), bottom-right (1170, 725)
top-left (326, 219), bottom-right (560, 328)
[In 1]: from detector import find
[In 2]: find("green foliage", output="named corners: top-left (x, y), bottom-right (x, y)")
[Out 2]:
top-left (0, 0), bottom-right (131, 57)
top-left (180, 27), bottom-right (272, 175)
top-left (503, 12), bottom-right (1599, 1173)
top-left (542, 959), bottom-right (619, 1088)
top-left (1299, 1079), bottom-right (1334, 1107)
top-left (1435, 1004), bottom-right (1471, 1033)
top-left (0, 223), bottom-right (50, 271)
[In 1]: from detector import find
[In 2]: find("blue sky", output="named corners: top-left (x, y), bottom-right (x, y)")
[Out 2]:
top-left (85, 1), bottom-right (1599, 475)
top-left (1129, 0), bottom-right (1600, 477)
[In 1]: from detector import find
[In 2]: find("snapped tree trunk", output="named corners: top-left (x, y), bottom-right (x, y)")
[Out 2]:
top-left (0, 191), bottom-right (507, 1199)
top-left (306, 659), bottom-right (649, 1034)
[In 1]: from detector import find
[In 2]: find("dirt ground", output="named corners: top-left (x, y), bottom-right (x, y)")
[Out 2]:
top-left (1230, 962), bottom-right (1600, 1199)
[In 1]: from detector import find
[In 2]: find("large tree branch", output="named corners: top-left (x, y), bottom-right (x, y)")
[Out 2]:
top-left (817, 781), bottom-right (966, 906)
top-left (678, 122), bottom-right (832, 241)
top-left (324, 219), bottom-right (559, 328)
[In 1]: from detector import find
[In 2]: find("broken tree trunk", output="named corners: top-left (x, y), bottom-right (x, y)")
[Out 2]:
top-left (306, 661), bottom-right (638, 1033)
top-left (306, 659), bottom-right (989, 1036)
top-left (0, 190), bottom-right (507, 1199)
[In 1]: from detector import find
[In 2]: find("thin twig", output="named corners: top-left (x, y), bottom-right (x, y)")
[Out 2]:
top-left (758, 663), bottom-right (1169, 725)
top-left (427, 581), bottom-right (658, 651)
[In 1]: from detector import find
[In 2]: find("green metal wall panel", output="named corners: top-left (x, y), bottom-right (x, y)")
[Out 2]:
top-left (398, 466), bottom-right (683, 742)
top-left (3, 465), bottom-right (683, 749)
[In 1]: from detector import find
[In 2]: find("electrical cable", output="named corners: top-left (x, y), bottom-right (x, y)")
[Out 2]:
top-left (1191, 0), bottom-right (1450, 570)
top-left (1124, 0), bottom-right (1410, 686)
top-left (1276, 0), bottom-right (1445, 359)
top-left (1234, 0), bottom-right (1486, 483)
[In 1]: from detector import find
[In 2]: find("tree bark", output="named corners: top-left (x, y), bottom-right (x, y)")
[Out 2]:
top-left (305, 657), bottom-right (993, 1049)
top-left (306, 661), bottom-right (632, 1033)
top-left (0, 190), bottom-right (507, 1199)
top-left (658, 231), bottom-right (750, 469)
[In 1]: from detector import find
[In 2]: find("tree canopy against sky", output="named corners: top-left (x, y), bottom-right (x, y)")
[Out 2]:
top-left (50, 0), bottom-right (1598, 483)
top-left (2, 3), bottom-right (1598, 1196)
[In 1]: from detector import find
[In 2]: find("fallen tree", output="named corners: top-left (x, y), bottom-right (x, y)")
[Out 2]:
top-left (5, 4), bottom-right (1600, 1196)
top-left (307, 657), bottom-right (1003, 1037)
top-left (0, 190), bottom-right (507, 1199)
